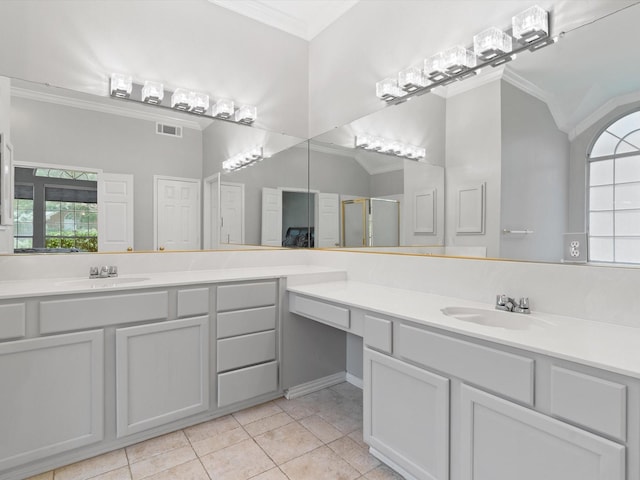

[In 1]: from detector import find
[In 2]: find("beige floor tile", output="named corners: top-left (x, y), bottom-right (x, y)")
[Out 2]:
top-left (330, 382), bottom-right (363, 402)
top-left (274, 397), bottom-right (320, 420)
top-left (364, 464), bottom-right (406, 480)
top-left (125, 431), bottom-right (189, 464)
top-left (248, 467), bottom-right (289, 480)
top-left (232, 401), bottom-right (283, 426)
top-left (184, 415), bottom-right (240, 443)
top-left (191, 425), bottom-right (249, 457)
top-left (280, 446), bottom-right (360, 480)
top-left (200, 438), bottom-right (275, 480)
top-left (329, 436), bottom-right (380, 474)
top-left (54, 449), bottom-right (128, 480)
top-left (348, 429), bottom-right (368, 449)
top-left (244, 412), bottom-right (294, 437)
top-left (90, 466), bottom-right (132, 480)
top-left (253, 422), bottom-right (323, 465)
top-left (317, 410), bottom-right (362, 434)
top-left (129, 445), bottom-right (196, 480)
top-left (142, 459), bottom-right (208, 480)
top-left (24, 472), bottom-right (53, 480)
top-left (299, 415), bottom-right (344, 443)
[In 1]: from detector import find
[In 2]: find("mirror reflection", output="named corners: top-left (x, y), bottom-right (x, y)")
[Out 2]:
top-left (5, 78), bottom-right (307, 253)
top-left (310, 3), bottom-right (640, 265)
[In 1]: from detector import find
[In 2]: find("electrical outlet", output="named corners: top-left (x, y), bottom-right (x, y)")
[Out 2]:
top-left (563, 233), bottom-right (587, 263)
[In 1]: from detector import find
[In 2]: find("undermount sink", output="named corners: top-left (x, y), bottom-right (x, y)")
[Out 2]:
top-left (55, 277), bottom-right (151, 289)
top-left (441, 306), bottom-right (553, 330)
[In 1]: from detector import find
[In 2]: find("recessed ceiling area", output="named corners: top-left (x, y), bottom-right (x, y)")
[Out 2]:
top-left (208, 0), bottom-right (359, 40)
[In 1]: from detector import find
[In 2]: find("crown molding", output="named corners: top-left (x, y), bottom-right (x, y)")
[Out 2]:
top-left (569, 90), bottom-right (640, 141)
top-left (11, 86), bottom-right (205, 131)
top-left (442, 67), bottom-right (505, 99)
top-left (308, 141), bottom-right (355, 158)
top-left (355, 155), bottom-right (403, 175)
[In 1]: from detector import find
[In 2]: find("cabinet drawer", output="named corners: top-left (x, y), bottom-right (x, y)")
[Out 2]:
top-left (177, 288), bottom-right (209, 318)
top-left (396, 324), bottom-right (534, 405)
top-left (218, 360), bottom-right (278, 407)
top-left (289, 294), bottom-right (350, 330)
top-left (217, 306), bottom-right (276, 339)
top-left (550, 366), bottom-right (626, 441)
top-left (0, 303), bottom-right (25, 341)
top-left (217, 330), bottom-right (276, 372)
top-left (40, 291), bottom-right (169, 334)
top-left (364, 314), bottom-right (392, 354)
top-left (217, 281), bottom-right (277, 312)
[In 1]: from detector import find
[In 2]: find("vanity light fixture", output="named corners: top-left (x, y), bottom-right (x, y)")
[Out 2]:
top-left (141, 81), bottom-right (164, 104)
top-left (355, 135), bottom-right (425, 160)
top-left (377, 4), bottom-right (556, 105)
top-left (234, 104), bottom-right (257, 124)
top-left (398, 64), bottom-right (429, 92)
top-left (110, 73), bottom-right (132, 98)
top-left (171, 88), bottom-right (192, 111)
top-left (375, 77), bottom-right (405, 101)
top-left (189, 91), bottom-right (209, 114)
top-left (212, 99), bottom-right (235, 119)
top-left (222, 147), bottom-right (264, 173)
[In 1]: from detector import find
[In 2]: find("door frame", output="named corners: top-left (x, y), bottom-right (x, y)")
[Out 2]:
top-left (153, 175), bottom-right (201, 251)
top-left (220, 180), bottom-right (245, 245)
top-left (203, 173), bottom-right (220, 250)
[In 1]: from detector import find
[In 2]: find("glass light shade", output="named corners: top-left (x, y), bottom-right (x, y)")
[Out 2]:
top-left (223, 148), bottom-right (263, 172)
top-left (189, 92), bottom-right (209, 114)
top-left (474, 27), bottom-right (513, 60)
top-left (141, 81), bottom-right (164, 104)
top-left (212, 99), bottom-right (235, 119)
top-left (398, 65), bottom-right (429, 92)
top-left (375, 77), bottom-right (403, 101)
top-left (235, 105), bottom-right (257, 124)
top-left (512, 5), bottom-right (549, 43)
top-left (171, 88), bottom-right (191, 110)
top-left (110, 73), bottom-right (132, 98)
top-left (424, 52), bottom-right (451, 82)
top-left (355, 135), bottom-right (374, 149)
top-left (368, 137), bottom-right (383, 151)
top-left (442, 46), bottom-right (476, 74)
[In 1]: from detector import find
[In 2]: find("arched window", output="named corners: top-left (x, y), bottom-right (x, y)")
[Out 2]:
top-left (588, 110), bottom-right (640, 264)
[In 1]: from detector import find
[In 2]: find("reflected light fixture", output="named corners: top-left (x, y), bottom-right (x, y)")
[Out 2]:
top-left (141, 81), bottom-right (164, 104)
top-left (189, 91), bottom-right (209, 114)
top-left (110, 73), bottom-right (132, 98)
top-left (512, 5), bottom-right (549, 44)
top-left (171, 88), bottom-right (192, 111)
top-left (212, 99), bottom-right (235, 119)
top-left (235, 104), bottom-right (257, 124)
top-left (355, 135), bottom-right (425, 160)
top-left (223, 147), bottom-right (264, 172)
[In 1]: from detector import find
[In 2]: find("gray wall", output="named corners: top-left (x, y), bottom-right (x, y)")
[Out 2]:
top-left (369, 170), bottom-right (403, 197)
top-left (309, 150), bottom-right (371, 197)
top-left (500, 81), bottom-right (569, 262)
top-left (445, 81), bottom-right (502, 257)
top-left (11, 96), bottom-right (203, 251)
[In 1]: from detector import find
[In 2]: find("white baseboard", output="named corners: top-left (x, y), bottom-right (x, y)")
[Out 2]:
top-left (346, 373), bottom-right (363, 389)
top-left (285, 371), bottom-right (346, 399)
top-left (370, 447), bottom-right (418, 480)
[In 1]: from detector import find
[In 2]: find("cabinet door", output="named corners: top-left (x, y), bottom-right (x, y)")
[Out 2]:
top-left (460, 384), bottom-right (625, 480)
top-left (364, 348), bottom-right (449, 480)
top-left (116, 316), bottom-right (209, 437)
top-left (0, 331), bottom-right (104, 471)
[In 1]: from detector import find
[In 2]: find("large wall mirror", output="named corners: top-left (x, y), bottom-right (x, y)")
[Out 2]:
top-left (4, 78), bottom-right (307, 253)
top-left (309, 2), bottom-right (640, 266)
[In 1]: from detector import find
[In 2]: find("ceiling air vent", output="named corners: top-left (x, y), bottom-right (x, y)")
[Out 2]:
top-left (156, 123), bottom-right (182, 138)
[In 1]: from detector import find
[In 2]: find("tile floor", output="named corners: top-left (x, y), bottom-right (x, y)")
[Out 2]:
top-left (26, 383), bottom-right (404, 480)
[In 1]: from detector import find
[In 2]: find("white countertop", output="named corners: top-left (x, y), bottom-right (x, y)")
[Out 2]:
top-left (288, 280), bottom-right (640, 380)
top-left (0, 265), bottom-right (345, 300)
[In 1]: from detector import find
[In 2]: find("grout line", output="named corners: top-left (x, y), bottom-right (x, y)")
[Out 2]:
top-left (182, 428), bottom-right (214, 480)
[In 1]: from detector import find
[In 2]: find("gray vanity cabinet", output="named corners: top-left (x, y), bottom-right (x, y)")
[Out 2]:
top-left (364, 348), bottom-right (449, 480)
top-left (460, 385), bottom-right (625, 480)
top-left (115, 315), bottom-right (210, 437)
top-left (216, 281), bottom-right (279, 407)
top-left (0, 330), bottom-right (104, 472)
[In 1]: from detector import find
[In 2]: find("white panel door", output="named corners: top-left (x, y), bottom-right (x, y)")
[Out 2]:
top-left (261, 187), bottom-right (282, 246)
top-left (98, 173), bottom-right (134, 252)
top-left (316, 193), bottom-right (340, 247)
top-left (220, 183), bottom-right (244, 245)
top-left (460, 384), bottom-right (625, 480)
top-left (155, 176), bottom-right (201, 251)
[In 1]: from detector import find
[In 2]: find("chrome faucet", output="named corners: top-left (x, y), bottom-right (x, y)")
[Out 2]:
top-left (89, 266), bottom-right (118, 278)
top-left (496, 294), bottom-right (530, 314)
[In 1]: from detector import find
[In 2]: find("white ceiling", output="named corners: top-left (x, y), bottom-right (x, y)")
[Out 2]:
top-left (208, 0), bottom-right (359, 40)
